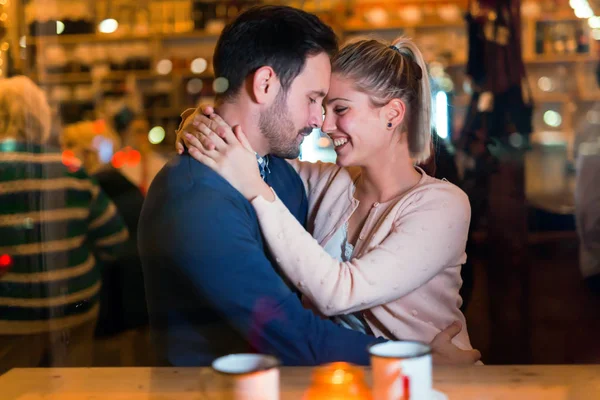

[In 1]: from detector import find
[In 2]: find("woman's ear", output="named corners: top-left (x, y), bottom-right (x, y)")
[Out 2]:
top-left (251, 66), bottom-right (281, 105)
top-left (381, 98), bottom-right (406, 131)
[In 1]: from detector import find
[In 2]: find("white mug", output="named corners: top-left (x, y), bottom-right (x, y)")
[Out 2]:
top-left (369, 341), bottom-right (432, 400)
top-left (211, 353), bottom-right (280, 400)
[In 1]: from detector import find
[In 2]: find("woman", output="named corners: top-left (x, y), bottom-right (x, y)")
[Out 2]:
top-left (180, 37), bottom-right (474, 350)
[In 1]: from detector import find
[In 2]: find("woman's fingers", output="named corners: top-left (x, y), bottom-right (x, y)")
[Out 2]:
top-left (180, 130), bottom-right (212, 151)
top-left (215, 125), bottom-right (237, 145)
top-left (210, 113), bottom-right (229, 127)
top-left (185, 133), bottom-right (218, 158)
top-left (187, 148), bottom-right (218, 171)
top-left (195, 122), bottom-right (227, 150)
top-left (199, 104), bottom-right (215, 116)
top-left (193, 112), bottom-right (237, 145)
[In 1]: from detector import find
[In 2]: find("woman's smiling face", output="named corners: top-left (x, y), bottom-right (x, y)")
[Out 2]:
top-left (322, 74), bottom-right (401, 167)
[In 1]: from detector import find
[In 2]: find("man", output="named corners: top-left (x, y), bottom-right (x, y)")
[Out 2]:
top-left (139, 6), bottom-right (480, 366)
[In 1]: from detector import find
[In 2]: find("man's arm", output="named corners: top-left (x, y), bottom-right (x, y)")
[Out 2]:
top-left (167, 184), bottom-right (382, 365)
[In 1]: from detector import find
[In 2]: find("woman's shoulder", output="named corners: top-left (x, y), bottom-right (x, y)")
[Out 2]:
top-left (400, 171), bottom-right (470, 215)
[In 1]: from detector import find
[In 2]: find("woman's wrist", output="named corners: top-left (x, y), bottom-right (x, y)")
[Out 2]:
top-left (246, 180), bottom-right (275, 202)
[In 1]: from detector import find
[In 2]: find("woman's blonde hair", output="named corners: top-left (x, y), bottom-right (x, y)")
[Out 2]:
top-left (332, 37), bottom-right (432, 163)
top-left (0, 76), bottom-right (52, 144)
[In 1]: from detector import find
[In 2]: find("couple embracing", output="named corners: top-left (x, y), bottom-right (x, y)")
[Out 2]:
top-left (139, 5), bottom-right (480, 367)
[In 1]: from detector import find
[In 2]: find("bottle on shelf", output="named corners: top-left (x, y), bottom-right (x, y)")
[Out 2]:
top-left (576, 25), bottom-right (590, 54)
top-left (26, 0), bottom-right (94, 37)
top-left (543, 23), bottom-right (554, 55)
top-left (566, 23), bottom-right (577, 54)
top-left (535, 22), bottom-right (545, 54)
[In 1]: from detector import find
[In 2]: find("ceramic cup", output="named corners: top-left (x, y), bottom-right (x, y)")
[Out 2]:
top-left (369, 341), bottom-right (432, 400)
top-left (211, 353), bottom-right (280, 400)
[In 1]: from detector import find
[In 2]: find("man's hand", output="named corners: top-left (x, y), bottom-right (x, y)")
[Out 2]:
top-left (430, 321), bottom-right (481, 365)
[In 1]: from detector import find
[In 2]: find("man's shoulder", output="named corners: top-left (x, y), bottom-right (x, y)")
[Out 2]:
top-left (145, 154), bottom-right (248, 212)
top-left (153, 154), bottom-right (235, 192)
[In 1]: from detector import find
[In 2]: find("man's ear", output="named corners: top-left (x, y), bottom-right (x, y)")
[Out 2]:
top-left (251, 66), bottom-right (281, 105)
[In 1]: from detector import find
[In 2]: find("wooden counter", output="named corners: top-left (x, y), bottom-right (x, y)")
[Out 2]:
top-left (1, 365), bottom-right (599, 399)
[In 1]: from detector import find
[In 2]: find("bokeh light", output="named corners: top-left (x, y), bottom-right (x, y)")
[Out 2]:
top-left (156, 59), bottom-right (173, 75)
top-left (148, 126), bottom-right (166, 144)
top-left (543, 110), bottom-right (562, 128)
top-left (187, 78), bottom-right (204, 95)
top-left (213, 77), bottom-right (229, 94)
top-left (537, 77), bottom-right (554, 92)
top-left (99, 19), bottom-right (119, 34)
top-left (191, 58), bottom-right (208, 74)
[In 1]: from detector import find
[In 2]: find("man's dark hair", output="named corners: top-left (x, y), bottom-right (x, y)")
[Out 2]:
top-left (213, 5), bottom-right (338, 102)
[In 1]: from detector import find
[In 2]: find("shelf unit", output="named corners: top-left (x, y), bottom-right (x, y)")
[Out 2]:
top-left (28, 31), bottom-right (221, 46)
top-left (21, 1), bottom-right (598, 153)
top-left (24, 27), bottom-right (221, 139)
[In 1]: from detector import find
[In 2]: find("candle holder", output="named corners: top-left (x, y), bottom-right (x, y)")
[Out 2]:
top-left (303, 362), bottom-right (372, 400)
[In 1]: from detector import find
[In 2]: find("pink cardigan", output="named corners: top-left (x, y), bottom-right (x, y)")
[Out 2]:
top-left (251, 161), bottom-right (473, 350)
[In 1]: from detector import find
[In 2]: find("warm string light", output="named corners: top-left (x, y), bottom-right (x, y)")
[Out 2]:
top-left (570, 0), bottom-right (600, 36)
top-left (0, 0), bottom-right (6, 76)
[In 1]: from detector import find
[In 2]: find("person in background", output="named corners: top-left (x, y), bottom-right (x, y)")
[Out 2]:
top-left (0, 76), bottom-right (128, 374)
top-left (118, 116), bottom-right (167, 195)
top-left (574, 63), bottom-right (600, 294)
top-left (62, 119), bottom-right (149, 354)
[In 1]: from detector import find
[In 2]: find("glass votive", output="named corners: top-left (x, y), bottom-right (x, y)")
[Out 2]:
top-left (303, 362), bottom-right (372, 400)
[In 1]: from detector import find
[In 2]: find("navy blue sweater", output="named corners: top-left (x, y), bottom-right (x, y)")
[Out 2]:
top-left (138, 154), bottom-right (382, 366)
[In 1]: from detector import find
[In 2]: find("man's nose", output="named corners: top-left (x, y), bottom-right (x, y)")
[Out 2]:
top-left (309, 110), bottom-right (323, 129)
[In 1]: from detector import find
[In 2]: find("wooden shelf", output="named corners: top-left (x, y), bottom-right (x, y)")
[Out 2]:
top-left (444, 53), bottom-right (595, 69)
top-left (159, 31), bottom-right (220, 42)
top-left (29, 33), bottom-right (152, 46)
top-left (33, 71), bottom-right (214, 84)
top-left (524, 54), bottom-right (596, 64)
top-left (533, 93), bottom-right (574, 103)
top-left (577, 93), bottom-right (600, 101)
top-left (523, 10), bottom-right (586, 23)
top-left (28, 31), bottom-right (220, 46)
top-left (344, 19), bottom-right (465, 33)
top-left (147, 107), bottom-right (184, 119)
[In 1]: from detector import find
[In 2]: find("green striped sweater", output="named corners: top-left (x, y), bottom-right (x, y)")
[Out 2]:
top-left (0, 140), bottom-right (128, 334)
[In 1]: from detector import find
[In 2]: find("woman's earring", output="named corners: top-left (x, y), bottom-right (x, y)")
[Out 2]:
top-left (387, 122), bottom-right (393, 128)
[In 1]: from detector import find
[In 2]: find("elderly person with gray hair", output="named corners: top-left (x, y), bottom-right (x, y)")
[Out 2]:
top-left (0, 76), bottom-right (128, 373)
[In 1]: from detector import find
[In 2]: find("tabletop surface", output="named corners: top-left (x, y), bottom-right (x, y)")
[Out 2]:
top-left (1, 365), bottom-right (599, 399)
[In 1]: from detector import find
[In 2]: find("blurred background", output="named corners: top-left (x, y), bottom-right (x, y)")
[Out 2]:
top-left (0, 0), bottom-right (598, 368)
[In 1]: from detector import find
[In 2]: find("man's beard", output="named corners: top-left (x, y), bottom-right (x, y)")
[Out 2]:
top-left (259, 91), bottom-right (312, 159)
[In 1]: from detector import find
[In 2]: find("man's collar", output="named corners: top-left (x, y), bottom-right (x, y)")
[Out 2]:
top-left (255, 153), bottom-right (270, 180)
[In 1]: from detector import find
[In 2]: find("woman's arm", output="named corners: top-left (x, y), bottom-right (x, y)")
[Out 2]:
top-left (251, 184), bottom-right (471, 316)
